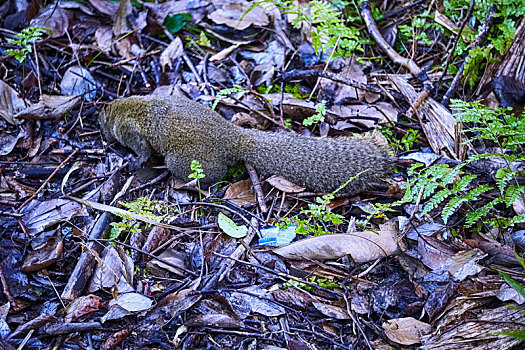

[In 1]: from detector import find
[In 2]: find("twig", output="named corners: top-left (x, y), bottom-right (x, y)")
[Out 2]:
top-left (248, 89), bottom-right (280, 127)
top-left (213, 251), bottom-right (343, 296)
top-left (0, 263), bottom-right (17, 310)
top-left (202, 217), bottom-right (259, 291)
top-left (442, 5), bottom-right (497, 106)
top-left (435, 0), bottom-right (475, 97)
top-left (377, 0), bottom-right (426, 22)
top-left (245, 162), bottom-right (268, 214)
top-left (342, 291), bottom-right (373, 350)
top-left (33, 42), bottom-right (42, 97)
top-left (16, 149), bottom-right (78, 213)
top-left (279, 69), bottom-right (403, 99)
top-left (92, 238), bottom-right (198, 276)
top-left (308, 35), bottom-right (341, 100)
top-left (360, 2), bottom-right (426, 81)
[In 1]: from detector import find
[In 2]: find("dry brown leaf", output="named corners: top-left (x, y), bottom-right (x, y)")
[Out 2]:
top-left (320, 57), bottom-right (367, 103)
top-left (16, 95), bottom-right (81, 120)
top-left (113, 0), bottom-right (134, 59)
top-left (266, 175), bottom-right (305, 193)
top-left (88, 0), bottom-right (119, 16)
top-left (160, 37), bottom-right (184, 71)
top-left (30, 4), bottom-right (71, 37)
top-left (208, 2), bottom-right (269, 30)
top-left (330, 102), bottom-right (398, 130)
top-left (223, 179), bottom-right (255, 206)
top-left (210, 43), bottom-right (242, 62)
top-left (383, 317), bottom-right (432, 345)
top-left (64, 294), bottom-right (102, 323)
top-left (94, 26), bottom-right (114, 53)
top-left (274, 220), bottom-right (400, 263)
top-left (21, 236), bottom-right (63, 272)
top-left (312, 302), bottom-right (350, 320)
top-left (0, 80), bottom-right (27, 125)
top-left (88, 245), bottom-right (134, 292)
top-left (144, 0), bottom-right (209, 27)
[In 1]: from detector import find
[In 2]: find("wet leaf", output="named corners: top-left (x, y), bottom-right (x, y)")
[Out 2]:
top-left (61, 66), bottom-right (99, 101)
top-left (383, 317), bottom-right (432, 345)
top-left (218, 212), bottom-right (248, 238)
top-left (21, 236), bottom-right (63, 272)
top-left (266, 176), bottom-right (305, 193)
top-left (223, 179), bottom-right (255, 206)
top-left (65, 295), bottom-right (102, 323)
top-left (164, 13), bottom-right (192, 34)
top-left (185, 314), bottom-right (243, 329)
top-left (274, 220), bottom-right (400, 263)
top-left (22, 199), bottom-right (87, 235)
top-left (0, 80), bottom-right (27, 125)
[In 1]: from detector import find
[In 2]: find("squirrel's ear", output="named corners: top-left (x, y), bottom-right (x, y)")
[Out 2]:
top-left (101, 103), bottom-right (112, 120)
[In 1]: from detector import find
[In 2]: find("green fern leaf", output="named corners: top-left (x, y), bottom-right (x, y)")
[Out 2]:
top-left (505, 185), bottom-right (525, 207)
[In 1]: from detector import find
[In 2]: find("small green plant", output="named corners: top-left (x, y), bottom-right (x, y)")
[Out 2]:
top-left (6, 26), bottom-right (52, 63)
top-left (280, 171), bottom-right (368, 235)
top-left (281, 276), bottom-right (341, 292)
top-left (398, 12), bottom-right (436, 45)
top-left (223, 163), bottom-right (247, 183)
top-left (382, 126), bottom-right (420, 152)
top-left (189, 160), bottom-right (206, 200)
top-left (256, 83), bottom-right (309, 99)
top-left (197, 31), bottom-right (211, 47)
top-left (164, 13), bottom-right (192, 34)
top-left (303, 100), bottom-right (326, 130)
top-left (110, 197), bottom-right (167, 240)
top-left (440, 0), bottom-right (525, 88)
top-left (212, 85), bottom-right (245, 110)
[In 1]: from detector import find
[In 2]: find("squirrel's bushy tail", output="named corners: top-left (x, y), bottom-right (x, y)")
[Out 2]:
top-left (239, 129), bottom-right (394, 194)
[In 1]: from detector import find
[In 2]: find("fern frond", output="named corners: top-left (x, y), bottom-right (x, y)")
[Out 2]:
top-left (508, 215), bottom-right (525, 227)
top-left (442, 184), bottom-right (492, 224)
top-left (505, 185), bottom-right (525, 207)
top-left (464, 196), bottom-right (501, 228)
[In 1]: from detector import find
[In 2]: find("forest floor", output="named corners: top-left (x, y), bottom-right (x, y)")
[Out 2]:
top-left (1, 0), bottom-right (525, 349)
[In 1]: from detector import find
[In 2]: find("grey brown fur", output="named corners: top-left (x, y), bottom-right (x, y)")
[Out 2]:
top-left (99, 95), bottom-right (394, 194)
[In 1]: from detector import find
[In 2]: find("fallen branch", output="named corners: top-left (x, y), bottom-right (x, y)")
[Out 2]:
top-left (360, 2), bottom-right (427, 81)
top-left (442, 5), bottom-right (497, 106)
top-left (279, 68), bottom-right (405, 100)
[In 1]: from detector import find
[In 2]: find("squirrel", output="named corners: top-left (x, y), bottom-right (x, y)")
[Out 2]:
top-left (99, 95), bottom-right (395, 195)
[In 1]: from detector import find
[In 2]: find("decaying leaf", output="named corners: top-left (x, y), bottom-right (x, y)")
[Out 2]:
top-left (383, 317), bottom-right (432, 345)
top-left (274, 220), bottom-right (400, 263)
top-left (160, 36), bottom-right (184, 71)
top-left (88, 245), bottom-right (134, 292)
top-left (64, 294), bottom-right (102, 323)
top-left (101, 292), bottom-right (153, 323)
top-left (21, 236), bottom-right (63, 272)
top-left (312, 302), bottom-right (350, 320)
top-left (223, 179), bottom-right (255, 205)
top-left (22, 199), bottom-right (88, 235)
top-left (266, 175), bottom-right (306, 193)
top-left (16, 95), bottom-right (81, 120)
top-left (208, 2), bottom-right (269, 30)
top-left (0, 80), bottom-right (27, 125)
